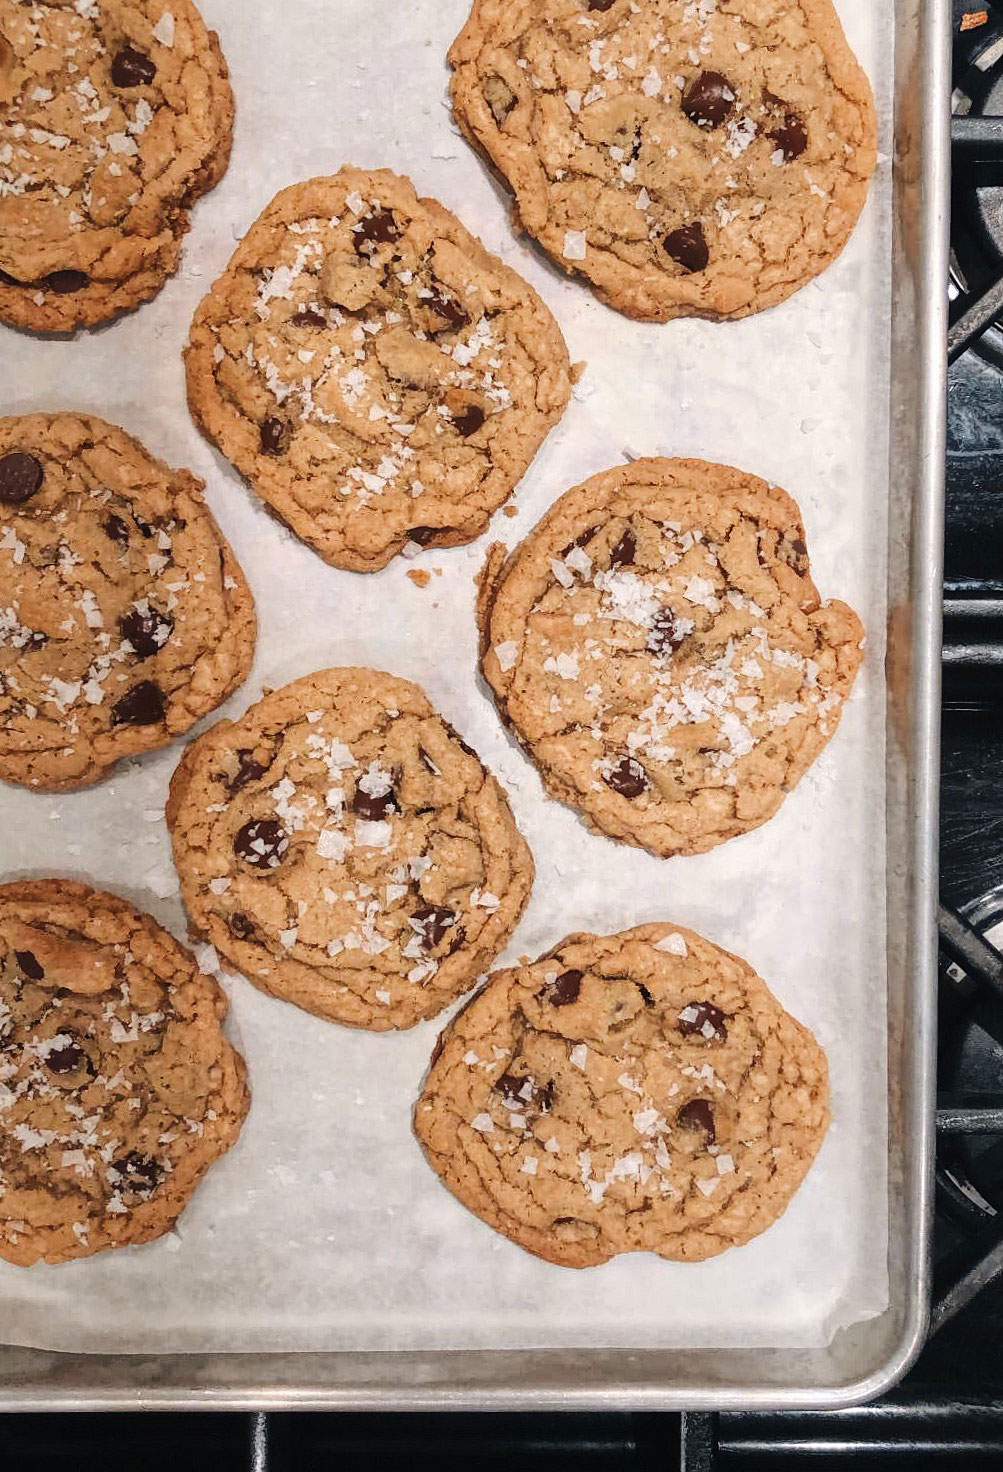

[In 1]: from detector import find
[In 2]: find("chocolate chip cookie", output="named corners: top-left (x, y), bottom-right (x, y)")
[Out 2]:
top-left (449, 0), bottom-right (877, 321)
top-left (414, 922), bottom-right (829, 1267)
top-left (0, 412), bottom-right (256, 791)
top-left (479, 457), bottom-right (864, 857)
top-left (166, 667), bottom-right (534, 1030)
top-left (0, 879), bottom-right (249, 1267)
top-left (185, 167), bottom-right (572, 572)
top-left (0, 0), bottom-right (234, 333)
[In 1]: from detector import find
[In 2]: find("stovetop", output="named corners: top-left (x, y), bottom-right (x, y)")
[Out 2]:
top-left (2, 4), bottom-right (1001, 1468)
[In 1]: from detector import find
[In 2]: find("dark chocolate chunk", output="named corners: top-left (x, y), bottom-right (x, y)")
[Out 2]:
top-left (15, 949), bottom-right (44, 980)
top-left (291, 307), bottom-right (327, 328)
top-left (229, 911), bottom-right (255, 939)
top-left (103, 513), bottom-right (130, 544)
top-left (111, 44), bottom-right (156, 87)
top-left (110, 1151), bottom-right (162, 1193)
top-left (780, 535), bottom-right (809, 575)
top-left (587, 0), bottom-right (616, 9)
top-left (425, 285), bottom-right (469, 332)
top-left (260, 417), bottom-right (291, 455)
top-left (46, 1040), bottom-right (88, 1075)
top-left (681, 71), bottom-right (736, 128)
top-left (647, 609), bottom-right (685, 657)
top-left (609, 526), bottom-right (636, 567)
top-left (407, 525), bottom-right (440, 546)
top-left (676, 1097), bottom-right (715, 1144)
top-left (546, 969), bottom-right (583, 1006)
top-left (119, 605), bottom-right (174, 660)
top-left (351, 781), bottom-right (399, 821)
top-left (234, 818), bottom-right (288, 869)
top-left (352, 207), bottom-right (400, 255)
top-left (561, 525), bottom-right (598, 558)
top-left (604, 755), bottom-right (649, 798)
top-left (111, 680), bottom-right (166, 726)
top-left (664, 221), bottom-right (709, 273)
top-left (410, 904), bottom-right (457, 950)
top-left (0, 451), bottom-right (43, 505)
top-left (769, 112), bottom-right (808, 161)
top-left (451, 402), bottom-right (486, 437)
top-left (229, 750), bottom-right (269, 793)
top-left (678, 1000), bottom-right (728, 1043)
top-left (44, 269), bottom-right (89, 294)
top-left (495, 1072), bottom-right (554, 1111)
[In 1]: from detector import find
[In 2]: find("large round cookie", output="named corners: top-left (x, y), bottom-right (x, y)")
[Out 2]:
top-left (414, 923), bottom-right (829, 1267)
top-left (449, 0), bottom-right (876, 321)
top-left (166, 667), bottom-right (534, 1030)
top-left (185, 167), bottom-right (572, 572)
top-left (480, 458), bottom-right (864, 857)
top-left (0, 412), bottom-right (256, 791)
top-left (0, 879), bottom-right (249, 1267)
top-left (0, 0), bottom-right (233, 333)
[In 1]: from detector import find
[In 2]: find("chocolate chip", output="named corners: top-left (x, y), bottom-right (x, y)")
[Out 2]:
top-left (351, 783), bottom-right (399, 821)
top-left (234, 818), bottom-right (288, 869)
top-left (609, 527), bottom-right (636, 567)
top-left (677, 1097), bottom-right (715, 1144)
top-left (407, 526), bottom-right (439, 546)
top-left (229, 750), bottom-right (269, 793)
top-left (604, 756), bottom-right (649, 799)
top-left (0, 270), bottom-right (18, 286)
top-left (352, 207), bottom-right (400, 255)
top-left (769, 113), bottom-right (808, 161)
top-left (445, 926), bottom-right (467, 957)
top-left (44, 269), bottom-right (89, 294)
top-left (410, 904), bottom-right (456, 949)
top-left (111, 680), bottom-right (166, 726)
top-left (119, 605), bottom-right (173, 660)
top-left (260, 417), bottom-right (291, 455)
top-left (103, 513), bottom-right (130, 544)
top-left (46, 1040), bottom-right (88, 1075)
top-left (587, 0), bottom-right (616, 9)
top-left (647, 609), bottom-right (685, 657)
top-left (664, 221), bottom-right (709, 273)
top-left (678, 1000), bottom-right (728, 1043)
top-left (450, 403), bottom-right (486, 437)
top-left (781, 535), bottom-right (809, 575)
top-left (132, 512), bottom-right (155, 539)
top-left (545, 969), bottom-right (582, 1006)
top-left (425, 286), bottom-right (469, 332)
top-left (15, 949), bottom-right (43, 980)
top-left (495, 1072), bottom-right (554, 1112)
top-left (681, 71), bottom-right (735, 129)
top-left (291, 307), bottom-right (327, 327)
top-left (561, 525), bottom-right (598, 558)
top-left (229, 911), bottom-right (254, 939)
top-left (0, 451), bottom-right (43, 505)
top-left (111, 44), bottom-right (156, 86)
top-left (111, 1151), bottom-right (162, 1193)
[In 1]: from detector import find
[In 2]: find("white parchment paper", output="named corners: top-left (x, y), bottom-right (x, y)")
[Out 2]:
top-left (0, 0), bottom-right (892, 1352)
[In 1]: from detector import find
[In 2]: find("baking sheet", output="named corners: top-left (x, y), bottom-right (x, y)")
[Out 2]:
top-left (0, 0), bottom-right (892, 1353)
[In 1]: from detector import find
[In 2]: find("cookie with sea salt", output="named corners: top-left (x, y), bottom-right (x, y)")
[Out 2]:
top-left (479, 457), bottom-right (864, 858)
top-left (166, 667), bottom-right (534, 1030)
top-left (0, 879), bottom-right (249, 1267)
top-left (184, 167), bottom-right (573, 572)
top-left (0, 0), bottom-right (234, 333)
top-left (448, 0), bottom-right (876, 321)
top-left (415, 922), bottom-right (829, 1267)
top-left (0, 412), bottom-right (256, 791)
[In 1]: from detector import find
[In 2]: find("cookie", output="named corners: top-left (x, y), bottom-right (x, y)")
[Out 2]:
top-left (0, 879), bottom-right (249, 1267)
top-left (479, 458), bottom-right (864, 858)
top-left (415, 922), bottom-right (828, 1267)
top-left (448, 0), bottom-right (876, 321)
top-left (0, 412), bottom-right (256, 791)
top-left (166, 667), bottom-right (534, 1030)
top-left (185, 167), bottom-right (572, 572)
top-left (0, 0), bottom-right (234, 333)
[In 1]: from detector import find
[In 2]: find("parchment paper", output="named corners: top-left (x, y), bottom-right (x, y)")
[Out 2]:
top-left (0, 0), bottom-right (892, 1353)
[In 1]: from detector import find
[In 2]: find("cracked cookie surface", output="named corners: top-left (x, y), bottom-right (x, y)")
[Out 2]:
top-left (0, 879), bottom-right (249, 1267)
top-left (166, 667), bottom-right (534, 1030)
top-left (480, 458), bottom-right (864, 857)
top-left (415, 922), bottom-right (828, 1267)
top-left (0, 412), bottom-right (256, 791)
top-left (449, 0), bottom-right (876, 321)
top-left (185, 167), bottom-right (572, 572)
top-left (0, 0), bottom-right (233, 333)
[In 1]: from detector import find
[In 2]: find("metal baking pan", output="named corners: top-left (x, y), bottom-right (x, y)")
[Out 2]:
top-left (0, 0), bottom-right (947, 1409)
